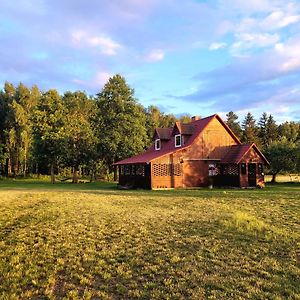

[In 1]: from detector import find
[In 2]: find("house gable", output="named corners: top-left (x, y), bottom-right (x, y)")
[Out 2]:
top-left (185, 115), bottom-right (240, 160)
top-left (221, 143), bottom-right (269, 165)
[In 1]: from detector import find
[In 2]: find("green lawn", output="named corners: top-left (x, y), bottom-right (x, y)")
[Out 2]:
top-left (0, 180), bottom-right (299, 299)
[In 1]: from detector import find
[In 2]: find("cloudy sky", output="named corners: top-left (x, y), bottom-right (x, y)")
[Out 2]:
top-left (1, 0), bottom-right (300, 122)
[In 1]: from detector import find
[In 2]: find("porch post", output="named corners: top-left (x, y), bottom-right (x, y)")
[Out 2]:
top-left (113, 165), bottom-right (117, 181)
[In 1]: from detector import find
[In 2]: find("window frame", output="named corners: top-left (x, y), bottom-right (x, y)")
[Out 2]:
top-left (241, 163), bottom-right (246, 175)
top-left (155, 139), bottom-right (161, 150)
top-left (175, 134), bottom-right (182, 148)
top-left (258, 163), bottom-right (264, 175)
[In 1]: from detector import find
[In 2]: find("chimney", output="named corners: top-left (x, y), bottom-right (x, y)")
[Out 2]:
top-left (191, 116), bottom-right (200, 121)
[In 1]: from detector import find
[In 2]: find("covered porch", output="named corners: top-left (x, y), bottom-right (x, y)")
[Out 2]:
top-left (212, 143), bottom-right (269, 188)
top-left (117, 163), bottom-right (151, 189)
top-left (212, 162), bottom-right (263, 188)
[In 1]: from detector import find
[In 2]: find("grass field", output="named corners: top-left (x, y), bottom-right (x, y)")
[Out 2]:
top-left (0, 179), bottom-right (299, 299)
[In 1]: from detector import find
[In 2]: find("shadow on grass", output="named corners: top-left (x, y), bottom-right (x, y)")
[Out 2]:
top-left (0, 178), bottom-right (299, 200)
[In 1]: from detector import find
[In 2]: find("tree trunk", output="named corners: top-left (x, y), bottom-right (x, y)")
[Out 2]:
top-left (271, 173), bottom-right (277, 183)
top-left (5, 158), bottom-right (9, 177)
top-left (50, 163), bottom-right (55, 184)
top-left (106, 168), bottom-right (110, 181)
top-left (72, 167), bottom-right (79, 184)
top-left (7, 157), bottom-right (12, 177)
top-left (23, 153), bottom-right (27, 178)
top-left (90, 163), bottom-right (95, 183)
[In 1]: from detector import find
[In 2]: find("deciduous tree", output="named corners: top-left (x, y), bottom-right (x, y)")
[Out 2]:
top-left (95, 74), bottom-right (148, 177)
top-left (63, 91), bottom-right (97, 183)
top-left (265, 138), bottom-right (297, 183)
top-left (32, 89), bottom-right (66, 183)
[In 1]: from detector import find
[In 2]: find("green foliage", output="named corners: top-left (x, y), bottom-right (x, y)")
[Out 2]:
top-left (258, 112), bottom-right (278, 148)
top-left (226, 111), bottom-right (242, 139)
top-left (0, 80), bottom-right (299, 180)
top-left (63, 91), bottom-right (97, 182)
top-left (278, 121), bottom-right (300, 142)
top-left (32, 89), bottom-right (66, 182)
top-left (0, 82), bottom-right (40, 177)
top-left (241, 112), bottom-right (259, 144)
top-left (95, 74), bottom-right (148, 170)
top-left (265, 138), bottom-right (298, 182)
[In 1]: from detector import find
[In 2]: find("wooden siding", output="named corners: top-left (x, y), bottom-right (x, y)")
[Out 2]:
top-left (151, 153), bottom-right (183, 188)
top-left (186, 117), bottom-right (238, 160)
top-left (182, 160), bottom-right (208, 187)
top-left (239, 148), bottom-right (266, 187)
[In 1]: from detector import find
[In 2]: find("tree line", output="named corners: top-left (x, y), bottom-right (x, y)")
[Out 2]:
top-left (226, 111), bottom-right (300, 182)
top-left (0, 74), bottom-right (299, 183)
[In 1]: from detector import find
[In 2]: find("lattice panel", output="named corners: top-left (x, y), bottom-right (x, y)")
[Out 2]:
top-left (172, 164), bottom-right (182, 176)
top-left (153, 164), bottom-right (168, 176)
top-left (153, 164), bottom-right (182, 177)
top-left (223, 164), bottom-right (239, 176)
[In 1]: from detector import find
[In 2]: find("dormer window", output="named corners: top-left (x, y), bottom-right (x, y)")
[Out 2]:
top-left (155, 139), bottom-right (161, 150)
top-left (175, 134), bottom-right (182, 147)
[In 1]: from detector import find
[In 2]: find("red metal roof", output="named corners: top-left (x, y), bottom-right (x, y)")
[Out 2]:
top-left (114, 114), bottom-right (225, 165)
top-left (154, 128), bottom-right (172, 140)
top-left (220, 143), bottom-right (269, 164)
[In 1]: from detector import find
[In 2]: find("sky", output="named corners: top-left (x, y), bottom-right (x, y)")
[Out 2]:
top-left (0, 0), bottom-right (300, 123)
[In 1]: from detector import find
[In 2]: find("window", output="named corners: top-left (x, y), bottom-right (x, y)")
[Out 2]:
top-left (175, 134), bottom-right (182, 147)
top-left (258, 163), bottom-right (263, 175)
top-left (124, 165), bottom-right (131, 175)
top-left (241, 163), bottom-right (246, 175)
top-left (131, 165), bottom-right (136, 175)
top-left (155, 139), bottom-right (161, 150)
top-left (120, 165), bottom-right (124, 175)
top-left (136, 165), bottom-right (145, 176)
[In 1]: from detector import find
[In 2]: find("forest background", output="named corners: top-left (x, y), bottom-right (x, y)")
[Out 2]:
top-left (0, 74), bottom-right (299, 183)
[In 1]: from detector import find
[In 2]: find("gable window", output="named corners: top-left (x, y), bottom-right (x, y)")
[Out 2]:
top-left (155, 139), bottom-right (161, 150)
top-left (175, 134), bottom-right (182, 147)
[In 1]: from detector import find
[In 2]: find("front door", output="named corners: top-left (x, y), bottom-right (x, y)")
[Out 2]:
top-left (248, 163), bottom-right (256, 187)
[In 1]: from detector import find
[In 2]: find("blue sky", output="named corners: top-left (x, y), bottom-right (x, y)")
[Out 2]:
top-left (0, 0), bottom-right (300, 122)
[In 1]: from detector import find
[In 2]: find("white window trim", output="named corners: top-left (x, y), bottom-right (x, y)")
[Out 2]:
top-left (155, 139), bottom-right (161, 150)
top-left (175, 134), bottom-right (182, 147)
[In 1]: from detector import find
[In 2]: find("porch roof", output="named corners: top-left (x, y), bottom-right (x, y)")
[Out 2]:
top-left (220, 143), bottom-right (269, 165)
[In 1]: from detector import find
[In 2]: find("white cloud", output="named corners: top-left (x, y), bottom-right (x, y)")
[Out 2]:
top-left (231, 33), bottom-right (280, 55)
top-left (71, 30), bottom-right (121, 56)
top-left (275, 41), bottom-right (300, 72)
top-left (209, 42), bottom-right (227, 51)
top-left (146, 49), bottom-right (165, 62)
top-left (261, 10), bottom-right (300, 29)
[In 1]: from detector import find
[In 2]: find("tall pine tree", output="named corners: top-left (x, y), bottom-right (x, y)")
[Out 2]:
top-left (226, 111), bottom-right (242, 139)
top-left (242, 112), bottom-right (259, 144)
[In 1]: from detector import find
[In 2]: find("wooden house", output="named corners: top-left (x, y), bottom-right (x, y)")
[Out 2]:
top-left (113, 114), bottom-right (269, 189)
